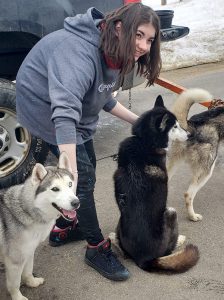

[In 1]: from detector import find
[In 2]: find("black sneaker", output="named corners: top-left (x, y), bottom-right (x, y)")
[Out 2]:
top-left (49, 221), bottom-right (85, 247)
top-left (85, 238), bottom-right (130, 281)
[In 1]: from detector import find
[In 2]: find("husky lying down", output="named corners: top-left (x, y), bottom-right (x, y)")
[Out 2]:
top-left (113, 96), bottom-right (199, 273)
top-left (0, 152), bottom-right (79, 300)
top-left (167, 88), bottom-right (224, 221)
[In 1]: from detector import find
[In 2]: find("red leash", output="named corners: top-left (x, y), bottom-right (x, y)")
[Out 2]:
top-left (155, 77), bottom-right (212, 108)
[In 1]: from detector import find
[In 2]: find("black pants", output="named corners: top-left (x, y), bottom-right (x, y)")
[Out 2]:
top-left (49, 140), bottom-right (104, 245)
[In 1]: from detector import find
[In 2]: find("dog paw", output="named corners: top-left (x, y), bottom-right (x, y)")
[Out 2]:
top-left (18, 296), bottom-right (28, 300)
top-left (167, 207), bottom-right (176, 213)
top-left (189, 213), bottom-right (203, 222)
top-left (176, 235), bottom-right (186, 247)
top-left (11, 290), bottom-right (28, 300)
top-left (108, 232), bottom-right (116, 242)
top-left (24, 276), bottom-right (44, 288)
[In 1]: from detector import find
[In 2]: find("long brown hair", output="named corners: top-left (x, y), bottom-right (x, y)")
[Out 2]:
top-left (100, 3), bottom-right (161, 86)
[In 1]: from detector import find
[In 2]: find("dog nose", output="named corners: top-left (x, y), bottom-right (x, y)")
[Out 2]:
top-left (71, 197), bottom-right (80, 209)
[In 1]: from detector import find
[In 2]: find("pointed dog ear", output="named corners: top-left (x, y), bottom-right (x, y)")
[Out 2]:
top-left (58, 152), bottom-right (72, 173)
top-left (154, 95), bottom-right (164, 108)
top-left (31, 163), bottom-right (47, 185)
top-left (159, 114), bottom-right (169, 132)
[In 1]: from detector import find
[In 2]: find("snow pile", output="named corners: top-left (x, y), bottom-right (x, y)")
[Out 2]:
top-left (142, 0), bottom-right (224, 70)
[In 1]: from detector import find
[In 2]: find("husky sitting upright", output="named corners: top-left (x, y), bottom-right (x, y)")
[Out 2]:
top-left (167, 88), bottom-right (224, 221)
top-left (113, 96), bottom-right (199, 273)
top-left (0, 152), bottom-right (79, 300)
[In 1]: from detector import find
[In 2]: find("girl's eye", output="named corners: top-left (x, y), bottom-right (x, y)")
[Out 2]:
top-left (51, 187), bottom-right (60, 192)
top-left (136, 33), bottom-right (142, 38)
top-left (69, 182), bottom-right (72, 188)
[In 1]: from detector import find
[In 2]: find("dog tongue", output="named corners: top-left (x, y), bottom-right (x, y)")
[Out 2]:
top-left (62, 209), bottom-right (77, 220)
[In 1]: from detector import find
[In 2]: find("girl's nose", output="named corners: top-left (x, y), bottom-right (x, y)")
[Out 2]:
top-left (138, 39), bottom-right (149, 52)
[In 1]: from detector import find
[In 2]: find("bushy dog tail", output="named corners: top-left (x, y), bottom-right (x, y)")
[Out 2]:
top-left (150, 244), bottom-right (199, 273)
top-left (172, 88), bottom-right (213, 129)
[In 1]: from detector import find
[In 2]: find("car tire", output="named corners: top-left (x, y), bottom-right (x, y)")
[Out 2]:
top-left (0, 78), bottom-right (49, 188)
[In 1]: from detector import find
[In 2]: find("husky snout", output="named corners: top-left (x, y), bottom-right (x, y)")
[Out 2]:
top-left (71, 195), bottom-right (80, 209)
top-left (169, 121), bottom-right (189, 142)
top-left (178, 128), bottom-right (189, 142)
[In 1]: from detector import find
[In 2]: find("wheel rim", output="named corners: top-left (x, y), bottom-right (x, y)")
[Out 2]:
top-left (0, 107), bottom-right (31, 177)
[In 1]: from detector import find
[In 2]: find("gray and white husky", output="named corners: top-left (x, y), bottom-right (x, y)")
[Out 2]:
top-left (0, 152), bottom-right (79, 300)
top-left (167, 88), bottom-right (224, 221)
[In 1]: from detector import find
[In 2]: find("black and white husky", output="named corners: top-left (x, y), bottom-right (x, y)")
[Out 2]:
top-left (0, 152), bottom-right (79, 300)
top-left (112, 96), bottom-right (199, 273)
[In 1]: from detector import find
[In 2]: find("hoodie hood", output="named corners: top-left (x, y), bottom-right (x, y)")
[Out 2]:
top-left (64, 7), bottom-right (104, 47)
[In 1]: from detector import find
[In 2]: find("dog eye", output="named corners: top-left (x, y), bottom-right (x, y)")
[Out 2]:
top-left (174, 125), bottom-right (177, 128)
top-left (51, 187), bottom-right (60, 192)
top-left (69, 182), bottom-right (72, 188)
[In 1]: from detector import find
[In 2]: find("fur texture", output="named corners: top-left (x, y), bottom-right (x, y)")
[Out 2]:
top-left (167, 88), bottom-right (224, 221)
top-left (0, 152), bottom-right (79, 300)
top-left (113, 96), bottom-right (199, 273)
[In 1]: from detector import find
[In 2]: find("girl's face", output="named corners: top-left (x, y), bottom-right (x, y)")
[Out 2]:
top-left (135, 23), bottom-right (156, 61)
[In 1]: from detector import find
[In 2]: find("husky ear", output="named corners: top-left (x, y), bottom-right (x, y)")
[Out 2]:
top-left (31, 163), bottom-right (47, 185)
top-left (154, 95), bottom-right (164, 108)
top-left (159, 114), bottom-right (169, 132)
top-left (58, 152), bottom-right (72, 173)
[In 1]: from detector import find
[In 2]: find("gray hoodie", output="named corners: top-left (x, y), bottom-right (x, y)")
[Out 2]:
top-left (16, 8), bottom-right (119, 145)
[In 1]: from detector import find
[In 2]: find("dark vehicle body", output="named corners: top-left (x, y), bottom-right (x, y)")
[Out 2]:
top-left (1, 0), bottom-right (138, 80)
top-left (0, 0), bottom-right (189, 188)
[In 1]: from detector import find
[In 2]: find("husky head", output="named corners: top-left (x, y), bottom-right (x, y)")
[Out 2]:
top-left (132, 95), bottom-right (189, 149)
top-left (31, 152), bottom-right (79, 220)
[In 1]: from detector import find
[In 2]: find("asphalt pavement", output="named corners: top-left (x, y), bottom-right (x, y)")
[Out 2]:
top-left (1, 62), bottom-right (224, 300)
